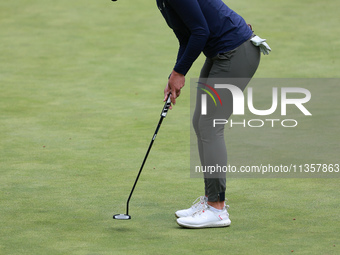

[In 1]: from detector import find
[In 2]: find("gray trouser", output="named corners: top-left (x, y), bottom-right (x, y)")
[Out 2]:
top-left (192, 36), bottom-right (260, 202)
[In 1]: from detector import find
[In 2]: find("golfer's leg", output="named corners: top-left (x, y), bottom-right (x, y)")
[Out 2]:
top-left (193, 58), bottom-right (213, 196)
top-left (199, 86), bottom-right (231, 203)
top-left (203, 38), bottom-right (261, 203)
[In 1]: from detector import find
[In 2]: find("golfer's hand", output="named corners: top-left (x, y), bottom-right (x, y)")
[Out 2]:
top-left (164, 70), bottom-right (185, 107)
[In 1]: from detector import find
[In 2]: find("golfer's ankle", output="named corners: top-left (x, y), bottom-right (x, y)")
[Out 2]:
top-left (207, 201), bottom-right (224, 210)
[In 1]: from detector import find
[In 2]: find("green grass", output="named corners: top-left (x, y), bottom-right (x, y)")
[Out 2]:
top-left (0, 0), bottom-right (339, 254)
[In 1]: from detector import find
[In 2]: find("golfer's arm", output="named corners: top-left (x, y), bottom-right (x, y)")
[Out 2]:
top-left (169, 0), bottom-right (210, 75)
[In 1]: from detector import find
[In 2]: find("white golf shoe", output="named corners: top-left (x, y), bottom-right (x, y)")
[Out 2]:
top-left (176, 205), bottom-right (231, 229)
top-left (175, 196), bottom-right (207, 218)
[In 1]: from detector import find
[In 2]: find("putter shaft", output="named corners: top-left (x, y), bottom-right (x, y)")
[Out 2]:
top-left (125, 95), bottom-right (171, 216)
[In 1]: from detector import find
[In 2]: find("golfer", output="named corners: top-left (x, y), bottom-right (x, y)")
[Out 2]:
top-left (157, 0), bottom-right (270, 228)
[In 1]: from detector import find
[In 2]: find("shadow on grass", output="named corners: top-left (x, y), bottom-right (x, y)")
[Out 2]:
top-left (109, 226), bottom-right (134, 232)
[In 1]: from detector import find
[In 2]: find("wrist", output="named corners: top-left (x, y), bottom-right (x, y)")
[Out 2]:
top-left (172, 69), bottom-right (185, 77)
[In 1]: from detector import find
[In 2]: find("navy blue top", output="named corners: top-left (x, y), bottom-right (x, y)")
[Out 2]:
top-left (157, 0), bottom-right (253, 75)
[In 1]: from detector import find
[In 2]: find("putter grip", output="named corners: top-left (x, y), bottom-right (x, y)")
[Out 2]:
top-left (161, 94), bottom-right (171, 117)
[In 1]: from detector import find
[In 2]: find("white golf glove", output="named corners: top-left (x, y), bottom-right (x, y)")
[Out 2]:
top-left (250, 35), bottom-right (272, 55)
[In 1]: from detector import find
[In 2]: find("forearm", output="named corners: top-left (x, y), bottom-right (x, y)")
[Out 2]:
top-left (173, 32), bottom-right (208, 75)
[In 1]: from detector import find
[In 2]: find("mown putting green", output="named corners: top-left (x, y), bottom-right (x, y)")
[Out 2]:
top-left (0, 0), bottom-right (339, 254)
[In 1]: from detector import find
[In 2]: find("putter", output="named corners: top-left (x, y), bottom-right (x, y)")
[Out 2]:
top-left (113, 95), bottom-right (172, 220)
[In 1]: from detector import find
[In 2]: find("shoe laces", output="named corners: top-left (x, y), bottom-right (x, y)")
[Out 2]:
top-left (191, 196), bottom-right (207, 209)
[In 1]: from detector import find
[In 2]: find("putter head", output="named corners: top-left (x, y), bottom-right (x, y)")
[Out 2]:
top-left (113, 214), bottom-right (131, 220)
